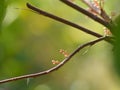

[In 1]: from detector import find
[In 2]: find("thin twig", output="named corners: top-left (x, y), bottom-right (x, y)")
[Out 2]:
top-left (60, 0), bottom-right (111, 29)
top-left (81, 0), bottom-right (111, 22)
top-left (0, 36), bottom-right (106, 84)
top-left (26, 3), bottom-right (113, 44)
top-left (26, 3), bottom-right (102, 38)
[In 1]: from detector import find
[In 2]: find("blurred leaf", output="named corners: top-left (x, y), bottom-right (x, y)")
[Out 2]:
top-left (113, 14), bottom-right (120, 76)
top-left (0, 0), bottom-right (7, 31)
top-left (26, 78), bottom-right (30, 86)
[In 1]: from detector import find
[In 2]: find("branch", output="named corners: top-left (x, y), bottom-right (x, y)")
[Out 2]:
top-left (60, 0), bottom-right (111, 29)
top-left (26, 3), bottom-right (113, 44)
top-left (26, 3), bottom-right (102, 38)
top-left (0, 36), bottom-right (107, 84)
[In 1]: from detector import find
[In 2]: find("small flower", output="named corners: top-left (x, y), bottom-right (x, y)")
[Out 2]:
top-left (59, 49), bottom-right (69, 57)
top-left (82, 0), bottom-right (102, 15)
top-left (52, 60), bottom-right (60, 65)
top-left (103, 27), bottom-right (112, 36)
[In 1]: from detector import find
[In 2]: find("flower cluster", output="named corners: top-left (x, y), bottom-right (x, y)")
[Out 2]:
top-left (52, 60), bottom-right (60, 65)
top-left (51, 49), bottom-right (69, 65)
top-left (59, 49), bottom-right (69, 58)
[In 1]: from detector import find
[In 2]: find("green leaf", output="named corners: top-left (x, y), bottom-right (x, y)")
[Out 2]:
top-left (113, 14), bottom-right (120, 76)
top-left (0, 0), bottom-right (7, 31)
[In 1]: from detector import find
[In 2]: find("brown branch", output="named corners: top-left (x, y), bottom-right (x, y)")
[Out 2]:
top-left (26, 3), bottom-right (113, 44)
top-left (59, 0), bottom-right (111, 29)
top-left (26, 3), bottom-right (102, 38)
top-left (0, 36), bottom-right (107, 84)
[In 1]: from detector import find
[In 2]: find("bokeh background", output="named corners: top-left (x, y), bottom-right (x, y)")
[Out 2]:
top-left (0, 0), bottom-right (120, 90)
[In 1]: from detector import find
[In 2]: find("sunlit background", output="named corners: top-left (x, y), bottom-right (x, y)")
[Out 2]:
top-left (0, 0), bottom-right (120, 90)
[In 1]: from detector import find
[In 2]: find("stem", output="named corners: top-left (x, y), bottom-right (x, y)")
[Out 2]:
top-left (60, 0), bottom-right (111, 29)
top-left (0, 36), bottom-right (106, 84)
top-left (26, 3), bottom-right (113, 44)
top-left (26, 3), bottom-right (101, 38)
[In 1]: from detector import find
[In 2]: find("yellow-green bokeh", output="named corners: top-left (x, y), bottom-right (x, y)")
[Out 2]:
top-left (0, 0), bottom-right (120, 90)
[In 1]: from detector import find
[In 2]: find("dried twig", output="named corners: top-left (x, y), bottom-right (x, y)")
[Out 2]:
top-left (0, 36), bottom-right (106, 84)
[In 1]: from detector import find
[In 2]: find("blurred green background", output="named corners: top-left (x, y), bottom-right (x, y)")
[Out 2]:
top-left (0, 0), bottom-right (120, 90)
